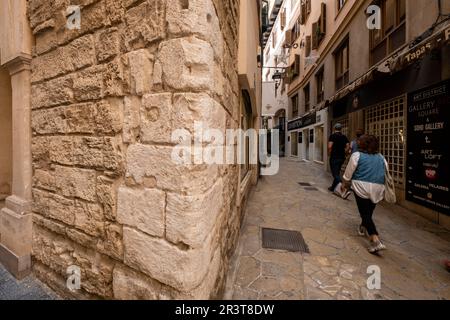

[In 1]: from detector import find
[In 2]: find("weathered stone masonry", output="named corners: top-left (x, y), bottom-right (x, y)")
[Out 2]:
top-left (28, 0), bottom-right (245, 299)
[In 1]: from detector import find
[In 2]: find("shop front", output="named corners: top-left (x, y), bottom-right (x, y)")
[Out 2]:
top-left (328, 26), bottom-right (450, 229)
top-left (287, 109), bottom-right (328, 168)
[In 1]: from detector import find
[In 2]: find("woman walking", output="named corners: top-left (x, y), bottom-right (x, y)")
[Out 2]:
top-left (342, 135), bottom-right (389, 254)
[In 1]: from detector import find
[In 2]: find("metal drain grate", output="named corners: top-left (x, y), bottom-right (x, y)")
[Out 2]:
top-left (304, 187), bottom-right (319, 191)
top-left (261, 228), bottom-right (310, 253)
top-left (298, 182), bottom-right (312, 186)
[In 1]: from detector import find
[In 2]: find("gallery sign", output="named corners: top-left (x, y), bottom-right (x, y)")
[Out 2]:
top-left (406, 79), bottom-right (450, 215)
top-left (288, 112), bottom-right (317, 131)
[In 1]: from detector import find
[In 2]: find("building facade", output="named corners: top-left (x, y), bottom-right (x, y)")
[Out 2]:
top-left (285, 0), bottom-right (450, 228)
top-left (262, 0), bottom-right (300, 156)
top-left (0, 0), bottom-right (262, 299)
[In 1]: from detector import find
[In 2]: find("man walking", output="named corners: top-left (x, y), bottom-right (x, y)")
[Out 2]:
top-left (350, 129), bottom-right (364, 155)
top-left (328, 123), bottom-right (350, 192)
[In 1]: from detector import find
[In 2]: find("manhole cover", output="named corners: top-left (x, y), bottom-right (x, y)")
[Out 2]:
top-left (304, 187), bottom-right (319, 191)
top-left (298, 182), bottom-right (312, 186)
top-left (261, 228), bottom-right (310, 253)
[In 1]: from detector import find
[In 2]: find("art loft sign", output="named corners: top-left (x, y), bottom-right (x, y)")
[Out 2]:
top-left (406, 79), bottom-right (450, 216)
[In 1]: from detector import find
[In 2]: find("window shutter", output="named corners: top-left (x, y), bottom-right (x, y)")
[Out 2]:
top-left (320, 3), bottom-right (327, 35)
top-left (281, 9), bottom-right (286, 30)
top-left (305, 35), bottom-right (311, 57)
top-left (312, 22), bottom-right (319, 49)
top-left (300, 1), bottom-right (306, 24)
top-left (284, 29), bottom-right (293, 47)
top-left (294, 54), bottom-right (300, 76)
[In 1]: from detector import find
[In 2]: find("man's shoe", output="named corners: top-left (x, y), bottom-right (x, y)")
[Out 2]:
top-left (368, 240), bottom-right (386, 254)
top-left (328, 187), bottom-right (335, 192)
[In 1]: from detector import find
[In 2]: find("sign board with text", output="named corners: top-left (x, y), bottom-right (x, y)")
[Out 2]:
top-left (406, 79), bottom-right (450, 215)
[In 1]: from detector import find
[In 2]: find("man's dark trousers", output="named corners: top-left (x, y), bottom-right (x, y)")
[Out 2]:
top-left (329, 158), bottom-right (345, 191)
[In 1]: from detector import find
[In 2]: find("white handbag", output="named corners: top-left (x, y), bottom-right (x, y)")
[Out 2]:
top-left (384, 161), bottom-right (397, 204)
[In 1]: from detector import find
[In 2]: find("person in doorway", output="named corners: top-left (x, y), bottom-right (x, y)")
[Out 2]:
top-left (343, 135), bottom-right (388, 254)
top-left (350, 129), bottom-right (364, 155)
top-left (328, 123), bottom-right (350, 192)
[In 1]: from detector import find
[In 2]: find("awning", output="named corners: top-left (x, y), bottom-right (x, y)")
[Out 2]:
top-left (326, 23), bottom-right (450, 107)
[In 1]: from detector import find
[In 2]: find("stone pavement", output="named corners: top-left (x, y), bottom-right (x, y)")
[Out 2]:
top-left (224, 159), bottom-right (450, 300)
top-left (0, 263), bottom-right (59, 300)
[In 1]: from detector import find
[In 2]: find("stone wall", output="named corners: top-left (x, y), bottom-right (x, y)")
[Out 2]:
top-left (28, 0), bottom-right (244, 299)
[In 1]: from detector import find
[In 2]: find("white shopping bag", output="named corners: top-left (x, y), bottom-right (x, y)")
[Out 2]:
top-left (334, 183), bottom-right (351, 199)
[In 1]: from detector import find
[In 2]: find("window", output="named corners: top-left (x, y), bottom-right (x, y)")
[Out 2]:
top-left (304, 84), bottom-right (310, 113)
top-left (292, 94), bottom-right (299, 119)
top-left (312, 3), bottom-right (327, 49)
top-left (300, 0), bottom-right (311, 24)
top-left (293, 54), bottom-right (300, 78)
top-left (365, 96), bottom-right (406, 187)
top-left (309, 129), bottom-right (314, 143)
top-left (272, 30), bottom-right (277, 49)
top-left (370, 0), bottom-right (406, 65)
top-left (305, 35), bottom-right (311, 57)
top-left (335, 37), bottom-right (349, 91)
top-left (316, 68), bottom-right (325, 103)
top-left (280, 8), bottom-right (287, 30)
top-left (337, 0), bottom-right (346, 11)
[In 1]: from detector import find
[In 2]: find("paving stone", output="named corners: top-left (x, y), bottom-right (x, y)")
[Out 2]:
top-left (224, 159), bottom-right (450, 300)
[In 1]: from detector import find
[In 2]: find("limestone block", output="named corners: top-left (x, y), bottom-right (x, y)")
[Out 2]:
top-left (33, 214), bottom-right (67, 236)
top-left (94, 98), bottom-right (123, 134)
top-left (172, 93), bottom-right (227, 135)
top-left (35, 28), bottom-right (58, 56)
top-left (166, 0), bottom-right (223, 62)
top-left (123, 227), bottom-right (213, 291)
top-left (96, 28), bottom-right (120, 63)
top-left (32, 224), bottom-right (75, 274)
top-left (31, 75), bottom-right (73, 109)
top-left (104, 58), bottom-right (125, 97)
top-left (32, 100), bottom-right (122, 135)
top-left (66, 227), bottom-right (97, 249)
top-left (126, 49), bottom-right (154, 95)
top-left (96, 176), bottom-right (119, 221)
top-left (126, 144), bottom-right (219, 194)
top-left (31, 34), bottom-right (95, 83)
top-left (31, 106), bottom-right (67, 135)
top-left (73, 65), bottom-right (105, 101)
top-left (54, 166), bottom-right (97, 202)
top-left (44, 136), bottom-right (123, 173)
top-left (117, 187), bottom-right (165, 237)
top-left (140, 93), bottom-right (172, 144)
top-left (157, 37), bottom-right (214, 90)
top-left (113, 264), bottom-right (164, 300)
top-left (32, 189), bottom-right (76, 225)
top-left (166, 178), bottom-right (223, 248)
top-left (96, 223), bottom-right (124, 261)
top-left (123, 96), bottom-right (141, 144)
top-left (73, 200), bottom-right (105, 237)
top-left (123, 0), bottom-right (166, 50)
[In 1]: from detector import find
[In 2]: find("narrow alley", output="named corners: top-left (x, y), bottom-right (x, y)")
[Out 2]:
top-left (225, 159), bottom-right (450, 300)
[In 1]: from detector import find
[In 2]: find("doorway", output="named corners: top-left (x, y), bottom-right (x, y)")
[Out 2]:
top-left (0, 66), bottom-right (12, 209)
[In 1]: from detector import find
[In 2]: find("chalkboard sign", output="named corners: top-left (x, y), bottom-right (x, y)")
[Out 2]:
top-left (406, 79), bottom-right (450, 215)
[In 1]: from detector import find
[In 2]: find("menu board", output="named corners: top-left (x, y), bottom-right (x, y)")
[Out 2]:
top-left (406, 79), bottom-right (450, 215)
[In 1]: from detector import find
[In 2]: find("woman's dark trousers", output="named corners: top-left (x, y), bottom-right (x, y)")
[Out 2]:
top-left (355, 195), bottom-right (379, 236)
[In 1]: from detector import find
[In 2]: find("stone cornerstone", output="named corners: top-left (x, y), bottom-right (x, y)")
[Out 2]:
top-left (27, 0), bottom-right (247, 299)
